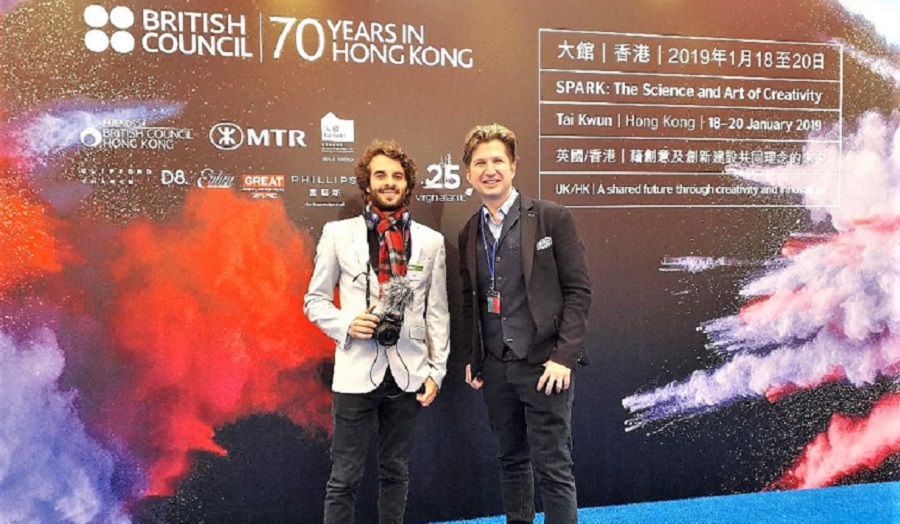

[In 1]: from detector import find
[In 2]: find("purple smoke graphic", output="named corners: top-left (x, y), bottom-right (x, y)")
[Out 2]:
top-left (11, 99), bottom-right (183, 163)
top-left (5, 98), bottom-right (185, 214)
top-left (0, 329), bottom-right (132, 523)
top-left (624, 112), bottom-right (900, 441)
top-left (0, 0), bottom-right (28, 15)
top-left (660, 255), bottom-right (773, 273)
top-left (840, 43), bottom-right (900, 85)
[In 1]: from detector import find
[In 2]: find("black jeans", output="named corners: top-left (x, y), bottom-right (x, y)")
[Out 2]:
top-left (324, 370), bottom-right (421, 524)
top-left (481, 355), bottom-right (577, 524)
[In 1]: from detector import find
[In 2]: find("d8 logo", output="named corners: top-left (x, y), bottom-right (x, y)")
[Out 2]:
top-left (161, 169), bottom-right (188, 186)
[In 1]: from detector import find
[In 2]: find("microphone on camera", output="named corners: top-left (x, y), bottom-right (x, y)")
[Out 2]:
top-left (382, 275), bottom-right (414, 312)
top-left (374, 275), bottom-right (414, 346)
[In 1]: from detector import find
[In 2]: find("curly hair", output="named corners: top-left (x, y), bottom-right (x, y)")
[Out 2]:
top-left (354, 140), bottom-right (417, 205)
top-left (462, 123), bottom-right (518, 167)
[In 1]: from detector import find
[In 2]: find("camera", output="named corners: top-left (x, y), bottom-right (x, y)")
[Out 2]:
top-left (374, 311), bottom-right (404, 346)
top-left (371, 275), bottom-right (413, 347)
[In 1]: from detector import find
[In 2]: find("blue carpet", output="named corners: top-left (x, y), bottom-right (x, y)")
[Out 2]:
top-left (433, 481), bottom-right (900, 523)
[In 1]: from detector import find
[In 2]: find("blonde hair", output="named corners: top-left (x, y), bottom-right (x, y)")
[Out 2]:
top-left (462, 124), bottom-right (517, 167)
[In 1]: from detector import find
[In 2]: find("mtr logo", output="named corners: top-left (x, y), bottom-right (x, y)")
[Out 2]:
top-left (83, 5), bottom-right (136, 53)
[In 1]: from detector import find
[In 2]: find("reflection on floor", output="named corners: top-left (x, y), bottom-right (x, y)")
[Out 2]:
top-left (433, 481), bottom-right (900, 523)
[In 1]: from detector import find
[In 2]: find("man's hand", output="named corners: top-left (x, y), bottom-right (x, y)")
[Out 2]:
top-left (465, 364), bottom-right (484, 390)
top-left (416, 377), bottom-right (439, 407)
top-left (537, 360), bottom-right (571, 395)
top-left (348, 305), bottom-right (379, 339)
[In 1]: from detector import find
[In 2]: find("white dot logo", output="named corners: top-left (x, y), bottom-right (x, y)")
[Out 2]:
top-left (80, 127), bottom-right (103, 147)
top-left (83, 5), bottom-right (135, 53)
top-left (83, 5), bottom-right (109, 27)
top-left (109, 6), bottom-right (134, 28)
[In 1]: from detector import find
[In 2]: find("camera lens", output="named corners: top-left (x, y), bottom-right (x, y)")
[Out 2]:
top-left (374, 313), bottom-right (403, 346)
top-left (376, 325), bottom-right (401, 346)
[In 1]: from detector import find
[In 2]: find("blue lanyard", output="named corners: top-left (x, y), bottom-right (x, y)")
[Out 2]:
top-left (479, 209), bottom-right (499, 291)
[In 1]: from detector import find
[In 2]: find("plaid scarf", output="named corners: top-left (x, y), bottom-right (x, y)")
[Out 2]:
top-left (373, 206), bottom-right (409, 284)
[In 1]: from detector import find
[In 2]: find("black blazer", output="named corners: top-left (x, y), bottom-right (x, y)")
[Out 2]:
top-left (459, 194), bottom-right (592, 376)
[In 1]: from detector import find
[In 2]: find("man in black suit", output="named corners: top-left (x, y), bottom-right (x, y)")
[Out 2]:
top-left (458, 123), bottom-right (591, 524)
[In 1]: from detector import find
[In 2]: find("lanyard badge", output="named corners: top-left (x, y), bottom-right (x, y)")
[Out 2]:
top-left (480, 211), bottom-right (501, 315)
top-left (487, 290), bottom-right (501, 314)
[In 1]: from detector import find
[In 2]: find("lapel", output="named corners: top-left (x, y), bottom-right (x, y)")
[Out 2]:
top-left (520, 195), bottom-right (537, 289)
top-left (466, 212), bottom-right (480, 290)
top-left (351, 215), bottom-right (369, 273)
top-left (408, 221), bottom-right (423, 263)
top-left (498, 200), bottom-right (521, 246)
top-left (350, 216), bottom-right (379, 300)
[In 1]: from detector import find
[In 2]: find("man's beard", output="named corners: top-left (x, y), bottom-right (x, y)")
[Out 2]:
top-left (370, 189), bottom-right (406, 211)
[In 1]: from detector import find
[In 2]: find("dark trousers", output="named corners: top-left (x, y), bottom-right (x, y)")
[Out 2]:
top-left (481, 355), bottom-right (577, 524)
top-left (324, 370), bottom-right (420, 524)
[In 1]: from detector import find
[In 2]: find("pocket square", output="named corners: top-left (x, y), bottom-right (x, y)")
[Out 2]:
top-left (536, 236), bottom-right (553, 251)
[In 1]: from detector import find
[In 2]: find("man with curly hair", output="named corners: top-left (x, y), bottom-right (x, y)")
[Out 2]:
top-left (305, 140), bottom-right (450, 523)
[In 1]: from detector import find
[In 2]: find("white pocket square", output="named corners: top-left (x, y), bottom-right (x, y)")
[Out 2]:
top-left (536, 236), bottom-right (553, 250)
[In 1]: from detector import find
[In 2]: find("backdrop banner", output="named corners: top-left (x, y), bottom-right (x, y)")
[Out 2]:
top-left (1, 0), bottom-right (898, 522)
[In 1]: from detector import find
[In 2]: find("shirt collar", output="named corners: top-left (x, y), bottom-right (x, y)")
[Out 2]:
top-left (482, 187), bottom-right (519, 222)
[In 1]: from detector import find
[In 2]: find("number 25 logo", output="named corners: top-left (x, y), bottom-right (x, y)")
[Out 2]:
top-left (423, 154), bottom-right (460, 189)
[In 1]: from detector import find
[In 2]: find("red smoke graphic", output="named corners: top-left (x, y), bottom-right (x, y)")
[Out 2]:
top-left (780, 234), bottom-right (834, 258)
top-left (0, 144), bottom-right (62, 295)
top-left (767, 215), bottom-right (900, 488)
top-left (764, 367), bottom-right (845, 403)
top-left (89, 190), bottom-right (333, 497)
top-left (771, 391), bottom-right (900, 489)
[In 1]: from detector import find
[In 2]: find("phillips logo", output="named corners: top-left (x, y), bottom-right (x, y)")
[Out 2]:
top-left (83, 5), bottom-right (136, 53)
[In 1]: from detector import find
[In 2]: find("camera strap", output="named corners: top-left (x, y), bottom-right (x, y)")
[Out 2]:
top-left (365, 263), bottom-right (373, 308)
top-left (362, 257), bottom-right (412, 393)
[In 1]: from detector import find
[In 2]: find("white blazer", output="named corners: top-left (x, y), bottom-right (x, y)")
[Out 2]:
top-left (304, 215), bottom-right (450, 394)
